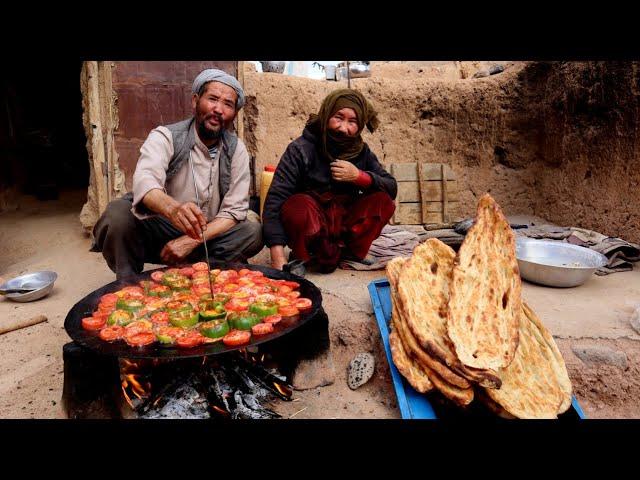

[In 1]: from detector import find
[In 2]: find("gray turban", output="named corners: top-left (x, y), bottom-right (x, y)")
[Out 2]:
top-left (192, 68), bottom-right (245, 110)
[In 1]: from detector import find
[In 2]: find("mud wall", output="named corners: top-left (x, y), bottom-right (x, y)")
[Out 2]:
top-left (242, 61), bottom-right (640, 242)
top-left (531, 62), bottom-right (640, 242)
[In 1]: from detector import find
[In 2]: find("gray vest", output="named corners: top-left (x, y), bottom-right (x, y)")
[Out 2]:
top-left (165, 117), bottom-right (238, 202)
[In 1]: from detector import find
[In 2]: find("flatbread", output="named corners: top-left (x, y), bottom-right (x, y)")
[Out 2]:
top-left (475, 388), bottom-right (517, 419)
top-left (397, 240), bottom-right (501, 389)
top-left (448, 193), bottom-right (521, 374)
top-left (389, 329), bottom-right (433, 393)
top-left (485, 302), bottom-right (572, 419)
top-left (387, 257), bottom-right (471, 389)
top-left (522, 302), bottom-right (572, 415)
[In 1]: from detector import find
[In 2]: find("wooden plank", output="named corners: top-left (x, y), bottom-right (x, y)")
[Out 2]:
top-left (417, 162), bottom-right (428, 223)
top-left (441, 163), bottom-right (449, 223)
top-left (394, 203), bottom-right (448, 224)
top-left (391, 163), bottom-right (456, 181)
top-left (99, 61), bottom-right (116, 202)
top-left (85, 61), bottom-right (108, 214)
top-left (397, 180), bottom-right (458, 202)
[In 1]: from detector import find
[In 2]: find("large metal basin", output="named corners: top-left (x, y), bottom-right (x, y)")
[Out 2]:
top-left (515, 238), bottom-right (608, 288)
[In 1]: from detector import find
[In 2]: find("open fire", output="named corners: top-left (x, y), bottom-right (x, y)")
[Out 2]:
top-left (115, 349), bottom-right (293, 419)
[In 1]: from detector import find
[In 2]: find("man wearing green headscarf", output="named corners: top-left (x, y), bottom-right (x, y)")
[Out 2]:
top-left (262, 88), bottom-right (397, 273)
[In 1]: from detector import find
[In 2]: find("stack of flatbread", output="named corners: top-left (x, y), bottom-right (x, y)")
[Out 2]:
top-left (388, 193), bottom-right (572, 419)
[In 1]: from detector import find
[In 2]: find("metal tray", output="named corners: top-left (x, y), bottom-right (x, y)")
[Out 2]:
top-left (64, 262), bottom-right (322, 359)
top-left (368, 278), bottom-right (586, 419)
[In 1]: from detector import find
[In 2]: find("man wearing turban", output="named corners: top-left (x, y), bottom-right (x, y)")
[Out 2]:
top-left (263, 89), bottom-right (397, 273)
top-left (92, 69), bottom-right (263, 279)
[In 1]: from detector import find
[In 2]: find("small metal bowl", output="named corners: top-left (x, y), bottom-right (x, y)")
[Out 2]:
top-left (0, 271), bottom-right (58, 302)
top-left (515, 238), bottom-right (608, 288)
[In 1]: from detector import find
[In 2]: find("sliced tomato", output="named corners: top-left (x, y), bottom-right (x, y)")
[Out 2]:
top-left (252, 323), bottom-right (274, 335)
top-left (99, 325), bottom-right (124, 342)
top-left (155, 326), bottom-right (185, 338)
top-left (281, 280), bottom-right (300, 289)
top-left (263, 314), bottom-right (282, 324)
top-left (125, 331), bottom-right (156, 347)
top-left (176, 332), bottom-right (206, 348)
top-left (124, 320), bottom-right (153, 336)
top-left (122, 285), bottom-right (145, 295)
top-left (145, 298), bottom-right (167, 310)
top-left (294, 298), bottom-right (312, 311)
top-left (247, 270), bottom-right (264, 278)
top-left (251, 276), bottom-right (269, 285)
top-left (191, 275), bottom-right (210, 285)
top-left (277, 285), bottom-right (293, 294)
top-left (192, 285), bottom-right (213, 297)
top-left (237, 277), bottom-right (255, 287)
top-left (99, 293), bottom-right (119, 307)
top-left (276, 297), bottom-right (291, 307)
top-left (150, 270), bottom-right (165, 282)
top-left (222, 283), bottom-right (240, 293)
top-left (82, 316), bottom-right (106, 331)
top-left (222, 329), bottom-right (251, 346)
top-left (231, 290), bottom-right (251, 299)
top-left (150, 311), bottom-right (170, 325)
top-left (278, 305), bottom-right (300, 317)
top-left (179, 267), bottom-right (195, 278)
top-left (192, 262), bottom-right (210, 272)
top-left (225, 298), bottom-right (250, 312)
top-left (286, 291), bottom-right (301, 300)
top-left (238, 268), bottom-right (252, 276)
top-left (92, 310), bottom-right (110, 322)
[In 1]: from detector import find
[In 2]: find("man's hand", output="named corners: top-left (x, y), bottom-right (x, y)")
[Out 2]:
top-left (330, 160), bottom-right (360, 182)
top-left (160, 236), bottom-right (201, 265)
top-left (166, 202), bottom-right (207, 240)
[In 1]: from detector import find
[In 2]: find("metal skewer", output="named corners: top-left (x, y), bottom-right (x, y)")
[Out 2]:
top-left (188, 152), bottom-right (215, 298)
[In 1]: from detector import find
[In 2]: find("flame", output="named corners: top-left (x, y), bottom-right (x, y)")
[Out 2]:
top-left (121, 378), bottom-right (135, 409)
top-left (273, 382), bottom-right (291, 398)
top-left (125, 374), bottom-right (149, 399)
top-left (212, 405), bottom-right (230, 416)
top-left (119, 358), bottom-right (152, 410)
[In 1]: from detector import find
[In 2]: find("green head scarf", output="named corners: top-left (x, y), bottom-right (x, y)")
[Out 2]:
top-left (306, 88), bottom-right (379, 162)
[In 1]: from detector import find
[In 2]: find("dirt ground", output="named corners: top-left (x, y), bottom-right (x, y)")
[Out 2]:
top-left (1, 190), bottom-right (639, 419)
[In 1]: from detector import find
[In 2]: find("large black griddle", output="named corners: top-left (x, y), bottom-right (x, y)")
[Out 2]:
top-left (64, 261), bottom-right (322, 359)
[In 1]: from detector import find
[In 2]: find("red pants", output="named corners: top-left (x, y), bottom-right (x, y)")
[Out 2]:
top-left (280, 191), bottom-right (396, 272)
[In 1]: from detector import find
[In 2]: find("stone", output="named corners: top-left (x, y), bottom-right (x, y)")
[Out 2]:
top-left (347, 353), bottom-right (375, 390)
top-left (571, 344), bottom-right (628, 370)
top-left (292, 349), bottom-right (335, 391)
top-left (630, 307), bottom-right (640, 335)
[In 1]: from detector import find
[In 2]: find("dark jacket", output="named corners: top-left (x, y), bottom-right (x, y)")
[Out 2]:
top-left (262, 126), bottom-right (397, 247)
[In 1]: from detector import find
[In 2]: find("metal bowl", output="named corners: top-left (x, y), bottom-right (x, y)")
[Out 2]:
top-left (515, 238), bottom-right (608, 288)
top-left (0, 271), bottom-right (58, 302)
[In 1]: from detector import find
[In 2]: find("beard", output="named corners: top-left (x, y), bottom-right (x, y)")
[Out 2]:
top-left (196, 112), bottom-right (224, 142)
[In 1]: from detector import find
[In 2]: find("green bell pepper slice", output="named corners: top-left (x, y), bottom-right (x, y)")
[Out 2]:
top-left (200, 319), bottom-right (230, 339)
top-left (115, 298), bottom-right (144, 313)
top-left (169, 310), bottom-right (199, 328)
top-left (228, 312), bottom-right (260, 331)
top-left (107, 309), bottom-right (134, 326)
top-left (249, 302), bottom-right (279, 318)
top-left (148, 285), bottom-right (172, 297)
